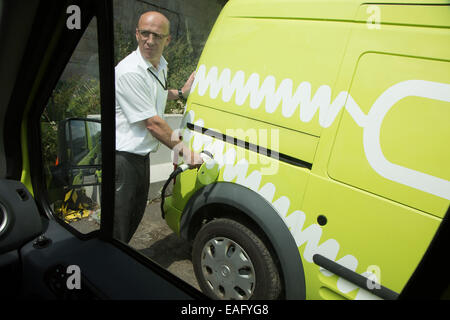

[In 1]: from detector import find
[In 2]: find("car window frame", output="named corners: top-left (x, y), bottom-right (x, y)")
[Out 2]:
top-left (18, 0), bottom-right (205, 298)
top-left (24, 0), bottom-right (103, 241)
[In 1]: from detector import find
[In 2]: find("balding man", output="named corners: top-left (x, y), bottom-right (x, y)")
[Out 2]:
top-left (114, 11), bottom-right (202, 243)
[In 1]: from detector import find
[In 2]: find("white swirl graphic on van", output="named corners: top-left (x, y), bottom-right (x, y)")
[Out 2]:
top-left (191, 64), bottom-right (450, 200)
top-left (183, 110), bottom-right (381, 300)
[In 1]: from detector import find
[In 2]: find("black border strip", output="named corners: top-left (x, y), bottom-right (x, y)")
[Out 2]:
top-left (312, 254), bottom-right (399, 300)
top-left (186, 122), bottom-right (313, 169)
top-left (94, 0), bottom-right (116, 240)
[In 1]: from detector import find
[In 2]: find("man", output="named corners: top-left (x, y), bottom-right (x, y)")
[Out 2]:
top-left (114, 11), bottom-right (202, 243)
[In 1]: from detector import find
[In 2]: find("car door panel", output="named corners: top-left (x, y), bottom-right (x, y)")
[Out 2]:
top-left (0, 179), bottom-right (43, 254)
top-left (20, 219), bottom-right (199, 299)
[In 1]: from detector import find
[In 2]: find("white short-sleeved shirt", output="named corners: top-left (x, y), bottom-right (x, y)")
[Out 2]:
top-left (115, 47), bottom-right (168, 155)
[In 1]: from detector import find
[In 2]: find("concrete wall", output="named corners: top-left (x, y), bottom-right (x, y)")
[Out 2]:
top-left (148, 113), bottom-right (183, 200)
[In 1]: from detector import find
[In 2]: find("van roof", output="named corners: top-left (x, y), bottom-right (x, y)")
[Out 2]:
top-left (223, 0), bottom-right (450, 27)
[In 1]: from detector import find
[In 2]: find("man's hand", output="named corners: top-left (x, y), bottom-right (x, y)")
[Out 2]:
top-left (181, 71), bottom-right (196, 98)
top-left (179, 144), bottom-right (203, 169)
top-left (146, 116), bottom-right (203, 169)
top-left (167, 71), bottom-right (196, 101)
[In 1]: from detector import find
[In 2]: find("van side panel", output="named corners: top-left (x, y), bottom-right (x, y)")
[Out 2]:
top-left (300, 175), bottom-right (441, 299)
top-left (173, 0), bottom-right (449, 300)
top-left (326, 7), bottom-right (450, 218)
top-left (313, 5), bottom-right (449, 299)
top-left (329, 53), bottom-right (450, 217)
top-left (189, 104), bottom-right (319, 166)
top-left (191, 17), bottom-right (352, 139)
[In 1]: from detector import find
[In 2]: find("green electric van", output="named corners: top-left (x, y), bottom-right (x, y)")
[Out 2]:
top-left (163, 0), bottom-right (450, 300)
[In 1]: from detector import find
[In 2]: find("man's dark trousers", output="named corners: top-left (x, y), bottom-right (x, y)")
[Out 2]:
top-left (114, 151), bottom-right (150, 243)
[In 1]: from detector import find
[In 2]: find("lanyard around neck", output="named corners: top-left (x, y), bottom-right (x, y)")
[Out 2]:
top-left (148, 68), bottom-right (167, 91)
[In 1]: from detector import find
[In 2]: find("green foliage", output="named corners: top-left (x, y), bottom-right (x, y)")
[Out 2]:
top-left (41, 76), bottom-right (101, 168)
top-left (165, 36), bottom-right (200, 113)
top-left (40, 120), bottom-right (58, 168)
top-left (44, 76), bottom-right (101, 121)
top-left (114, 23), bottom-right (135, 65)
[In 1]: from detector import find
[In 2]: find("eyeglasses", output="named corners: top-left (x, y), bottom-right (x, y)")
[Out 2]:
top-left (137, 29), bottom-right (168, 41)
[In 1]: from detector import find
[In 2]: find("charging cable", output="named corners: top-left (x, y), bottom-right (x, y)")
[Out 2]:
top-left (160, 151), bottom-right (214, 219)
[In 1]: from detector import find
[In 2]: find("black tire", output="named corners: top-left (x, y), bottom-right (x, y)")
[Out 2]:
top-left (192, 218), bottom-right (282, 300)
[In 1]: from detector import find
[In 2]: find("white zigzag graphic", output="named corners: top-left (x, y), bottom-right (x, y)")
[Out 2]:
top-left (191, 64), bottom-right (450, 200)
top-left (192, 64), bottom-right (368, 128)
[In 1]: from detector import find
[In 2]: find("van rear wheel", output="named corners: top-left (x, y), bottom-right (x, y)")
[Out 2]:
top-left (192, 218), bottom-right (282, 300)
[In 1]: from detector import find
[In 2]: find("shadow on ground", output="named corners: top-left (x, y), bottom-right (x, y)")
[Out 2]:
top-left (130, 199), bottom-right (200, 290)
top-left (138, 233), bottom-right (191, 269)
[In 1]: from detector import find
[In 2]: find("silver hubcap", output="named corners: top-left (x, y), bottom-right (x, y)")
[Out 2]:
top-left (200, 237), bottom-right (255, 300)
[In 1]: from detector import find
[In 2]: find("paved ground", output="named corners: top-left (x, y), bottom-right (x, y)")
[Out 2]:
top-left (70, 198), bottom-right (200, 292)
top-left (129, 199), bottom-right (200, 291)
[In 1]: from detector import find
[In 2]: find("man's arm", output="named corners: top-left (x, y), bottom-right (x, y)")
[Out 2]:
top-left (149, 71), bottom-right (201, 166)
top-left (145, 115), bottom-right (202, 167)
